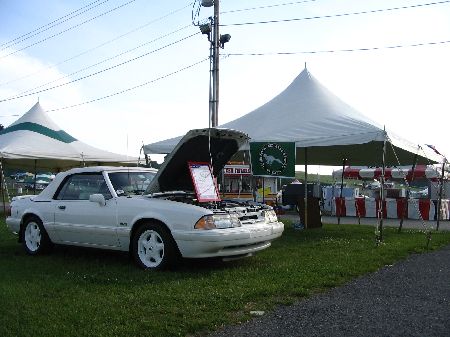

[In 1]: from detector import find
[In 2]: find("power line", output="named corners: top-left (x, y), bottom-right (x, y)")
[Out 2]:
top-left (8, 25), bottom-right (193, 97)
top-left (0, 0), bottom-right (111, 50)
top-left (0, 32), bottom-right (200, 103)
top-left (0, 0), bottom-right (137, 59)
top-left (225, 38), bottom-right (450, 56)
top-left (0, 5), bottom-right (193, 87)
top-left (220, 0), bottom-right (317, 14)
top-left (45, 57), bottom-right (209, 112)
top-left (221, 0), bottom-right (450, 26)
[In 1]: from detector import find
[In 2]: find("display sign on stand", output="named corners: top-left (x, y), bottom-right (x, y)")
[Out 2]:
top-left (188, 162), bottom-right (221, 202)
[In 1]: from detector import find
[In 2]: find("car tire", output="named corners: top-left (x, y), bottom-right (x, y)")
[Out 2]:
top-left (22, 216), bottom-right (53, 255)
top-left (131, 222), bottom-right (178, 270)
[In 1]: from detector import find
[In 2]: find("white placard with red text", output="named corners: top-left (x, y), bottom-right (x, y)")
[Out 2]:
top-left (188, 162), bottom-right (220, 202)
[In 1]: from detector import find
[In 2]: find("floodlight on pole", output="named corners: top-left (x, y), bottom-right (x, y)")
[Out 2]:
top-left (219, 34), bottom-right (231, 48)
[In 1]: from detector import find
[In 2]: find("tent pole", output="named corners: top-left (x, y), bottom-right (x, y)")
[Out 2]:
top-left (399, 152), bottom-right (418, 233)
top-left (304, 147), bottom-right (308, 229)
top-left (436, 160), bottom-right (446, 231)
top-left (252, 176), bottom-right (257, 202)
top-left (33, 159), bottom-right (37, 195)
top-left (0, 158), bottom-right (5, 216)
top-left (338, 158), bottom-right (346, 225)
top-left (378, 132), bottom-right (387, 243)
top-left (262, 177), bottom-right (265, 204)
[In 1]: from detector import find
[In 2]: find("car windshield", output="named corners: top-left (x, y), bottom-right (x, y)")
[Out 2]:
top-left (107, 171), bottom-right (156, 196)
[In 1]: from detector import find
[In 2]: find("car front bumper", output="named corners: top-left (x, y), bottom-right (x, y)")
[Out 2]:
top-left (6, 217), bottom-right (21, 234)
top-left (171, 221), bottom-right (284, 258)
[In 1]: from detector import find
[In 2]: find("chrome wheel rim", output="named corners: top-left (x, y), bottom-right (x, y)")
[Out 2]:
top-left (137, 230), bottom-right (165, 268)
top-left (24, 221), bottom-right (41, 252)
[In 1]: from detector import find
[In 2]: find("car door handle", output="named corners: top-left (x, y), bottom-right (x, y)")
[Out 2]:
top-left (58, 205), bottom-right (66, 210)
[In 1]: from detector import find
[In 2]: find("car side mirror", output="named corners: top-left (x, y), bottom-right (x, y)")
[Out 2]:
top-left (116, 189), bottom-right (126, 196)
top-left (89, 193), bottom-right (106, 206)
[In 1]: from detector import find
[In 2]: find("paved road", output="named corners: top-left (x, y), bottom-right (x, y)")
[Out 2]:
top-left (208, 244), bottom-right (450, 337)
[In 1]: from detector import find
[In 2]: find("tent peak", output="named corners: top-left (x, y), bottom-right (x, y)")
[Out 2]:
top-left (10, 101), bottom-right (60, 131)
top-left (0, 102), bottom-right (138, 168)
top-left (298, 66), bottom-right (312, 81)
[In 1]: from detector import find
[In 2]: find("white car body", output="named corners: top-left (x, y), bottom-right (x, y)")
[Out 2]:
top-left (6, 128), bottom-right (284, 269)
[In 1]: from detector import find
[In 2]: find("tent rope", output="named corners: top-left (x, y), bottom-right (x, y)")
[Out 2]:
top-left (388, 138), bottom-right (432, 248)
top-left (418, 145), bottom-right (443, 191)
top-left (374, 131), bottom-right (388, 245)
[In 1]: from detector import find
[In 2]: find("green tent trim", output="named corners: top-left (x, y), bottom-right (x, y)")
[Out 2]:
top-left (0, 122), bottom-right (77, 143)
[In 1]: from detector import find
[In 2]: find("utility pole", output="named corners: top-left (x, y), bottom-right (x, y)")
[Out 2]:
top-left (211, 0), bottom-right (219, 127)
top-left (196, 0), bottom-right (230, 128)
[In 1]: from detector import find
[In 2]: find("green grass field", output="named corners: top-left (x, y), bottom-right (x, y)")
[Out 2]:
top-left (1, 218), bottom-right (450, 337)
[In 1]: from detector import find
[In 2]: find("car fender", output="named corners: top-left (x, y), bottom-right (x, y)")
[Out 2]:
top-left (18, 202), bottom-right (60, 243)
top-left (117, 197), bottom-right (211, 231)
top-left (115, 199), bottom-right (212, 250)
top-left (17, 209), bottom-right (45, 242)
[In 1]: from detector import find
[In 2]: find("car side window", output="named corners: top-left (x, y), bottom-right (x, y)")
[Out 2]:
top-left (108, 171), bottom-right (156, 196)
top-left (55, 173), bottom-right (112, 200)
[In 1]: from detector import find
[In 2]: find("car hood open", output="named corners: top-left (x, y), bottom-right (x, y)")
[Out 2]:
top-left (146, 128), bottom-right (249, 194)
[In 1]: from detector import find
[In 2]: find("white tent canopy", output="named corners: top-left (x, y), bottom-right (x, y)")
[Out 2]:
top-left (144, 68), bottom-right (441, 166)
top-left (332, 165), bottom-right (449, 181)
top-left (0, 102), bottom-right (137, 171)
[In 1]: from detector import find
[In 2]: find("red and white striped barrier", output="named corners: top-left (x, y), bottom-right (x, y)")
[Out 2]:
top-left (406, 199), bottom-right (433, 220)
top-left (333, 197), bottom-right (447, 220)
top-left (441, 200), bottom-right (450, 219)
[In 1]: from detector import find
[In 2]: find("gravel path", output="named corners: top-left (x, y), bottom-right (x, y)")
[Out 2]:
top-left (208, 244), bottom-right (450, 337)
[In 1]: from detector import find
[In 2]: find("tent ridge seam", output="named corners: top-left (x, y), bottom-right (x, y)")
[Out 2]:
top-left (0, 122), bottom-right (77, 143)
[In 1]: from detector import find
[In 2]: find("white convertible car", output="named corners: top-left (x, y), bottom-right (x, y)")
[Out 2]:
top-left (6, 128), bottom-right (284, 270)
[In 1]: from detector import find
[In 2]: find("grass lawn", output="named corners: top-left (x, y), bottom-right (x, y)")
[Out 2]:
top-left (1, 218), bottom-right (450, 337)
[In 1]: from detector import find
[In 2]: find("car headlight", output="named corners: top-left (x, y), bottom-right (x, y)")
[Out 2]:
top-left (263, 210), bottom-right (278, 224)
top-left (194, 214), bottom-right (242, 230)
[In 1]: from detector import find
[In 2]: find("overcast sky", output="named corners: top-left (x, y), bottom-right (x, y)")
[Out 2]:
top-left (1, 0), bottom-right (449, 173)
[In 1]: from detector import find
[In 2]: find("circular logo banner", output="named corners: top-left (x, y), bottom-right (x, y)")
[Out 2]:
top-left (250, 142), bottom-right (295, 177)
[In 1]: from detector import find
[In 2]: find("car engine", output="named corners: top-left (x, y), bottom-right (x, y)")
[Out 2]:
top-left (148, 191), bottom-right (275, 224)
